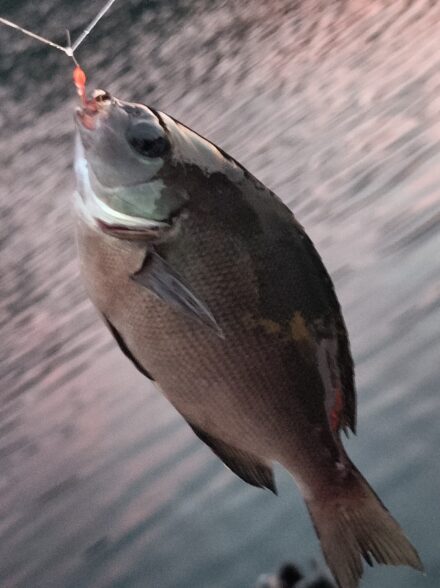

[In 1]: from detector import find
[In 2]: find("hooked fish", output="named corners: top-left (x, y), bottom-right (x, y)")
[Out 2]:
top-left (73, 88), bottom-right (422, 588)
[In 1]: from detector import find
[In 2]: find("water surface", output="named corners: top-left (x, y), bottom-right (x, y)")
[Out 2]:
top-left (1, 1), bottom-right (439, 587)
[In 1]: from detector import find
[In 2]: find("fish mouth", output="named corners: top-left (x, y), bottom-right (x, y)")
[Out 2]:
top-left (75, 89), bottom-right (112, 131)
top-left (75, 106), bottom-right (98, 131)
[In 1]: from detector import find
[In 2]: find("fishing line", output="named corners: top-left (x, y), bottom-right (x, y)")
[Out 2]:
top-left (0, 16), bottom-right (67, 53)
top-left (71, 0), bottom-right (118, 53)
top-left (0, 0), bottom-right (119, 101)
top-left (0, 0), bottom-right (118, 57)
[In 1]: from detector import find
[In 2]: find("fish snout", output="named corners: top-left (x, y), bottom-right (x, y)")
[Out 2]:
top-left (75, 89), bottom-right (113, 131)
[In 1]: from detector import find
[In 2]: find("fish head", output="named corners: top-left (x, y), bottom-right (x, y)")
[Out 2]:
top-left (74, 90), bottom-right (244, 237)
top-left (74, 89), bottom-right (181, 236)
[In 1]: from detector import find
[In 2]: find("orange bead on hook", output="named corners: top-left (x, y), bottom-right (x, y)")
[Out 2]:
top-left (73, 64), bottom-right (88, 106)
top-left (65, 30), bottom-right (88, 108)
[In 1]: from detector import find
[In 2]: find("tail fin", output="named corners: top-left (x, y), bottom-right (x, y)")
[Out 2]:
top-left (306, 467), bottom-right (423, 588)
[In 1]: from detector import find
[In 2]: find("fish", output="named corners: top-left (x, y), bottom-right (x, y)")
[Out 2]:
top-left (73, 89), bottom-right (423, 588)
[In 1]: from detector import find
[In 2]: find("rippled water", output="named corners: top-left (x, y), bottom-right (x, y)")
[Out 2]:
top-left (1, 1), bottom-right (439, 587)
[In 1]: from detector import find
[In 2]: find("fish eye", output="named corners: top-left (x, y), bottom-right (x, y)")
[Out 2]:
top-left (126, 121), bottom-right (170, 158)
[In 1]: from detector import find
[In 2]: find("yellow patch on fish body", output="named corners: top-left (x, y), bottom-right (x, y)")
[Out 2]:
top-left (242, 312), bottom-right (315, 346)
top-left (241, 313), bottom-right (283, 336)
top-left (258, 318), bottom-right (283, 335)
top-left (290, 312), bottom-right (313, 344)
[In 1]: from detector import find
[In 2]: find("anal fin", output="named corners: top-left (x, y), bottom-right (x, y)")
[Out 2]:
top-left (189, 423), bottom-right (277, 494)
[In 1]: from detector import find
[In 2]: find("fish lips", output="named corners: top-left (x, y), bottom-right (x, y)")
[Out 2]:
top-left (75, 107), bottom-right (98, 132)
top-left (75, 89), bottom-right (114, 136)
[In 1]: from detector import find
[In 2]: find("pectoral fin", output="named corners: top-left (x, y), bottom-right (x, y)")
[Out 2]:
top-left (131, 250), bottom-right (224, 338)
top-left (189, 423), bottom-right (277, 494)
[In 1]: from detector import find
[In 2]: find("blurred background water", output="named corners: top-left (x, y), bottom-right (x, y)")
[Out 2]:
top-left (0, 1), bottom-right (439, 587)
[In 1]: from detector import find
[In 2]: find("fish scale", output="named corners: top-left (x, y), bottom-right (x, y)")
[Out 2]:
top-left (76, 216), bottom-right (313, 458)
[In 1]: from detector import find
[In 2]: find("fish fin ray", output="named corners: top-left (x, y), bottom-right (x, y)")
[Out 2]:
top-left (189, 423), bottom-right (277, 494)
top-left (305, 465), bottom-right (423, 588)
top-left (131, 250), bottom-right (224, 338)
top-left (291, 222), bottom-right (357, 434)
top-left (336, 324), bottom-right (356, 434)
top-left (319, 325), bottom-right (356, 436)
top-left (103, 316), bottom-right (155, 381)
